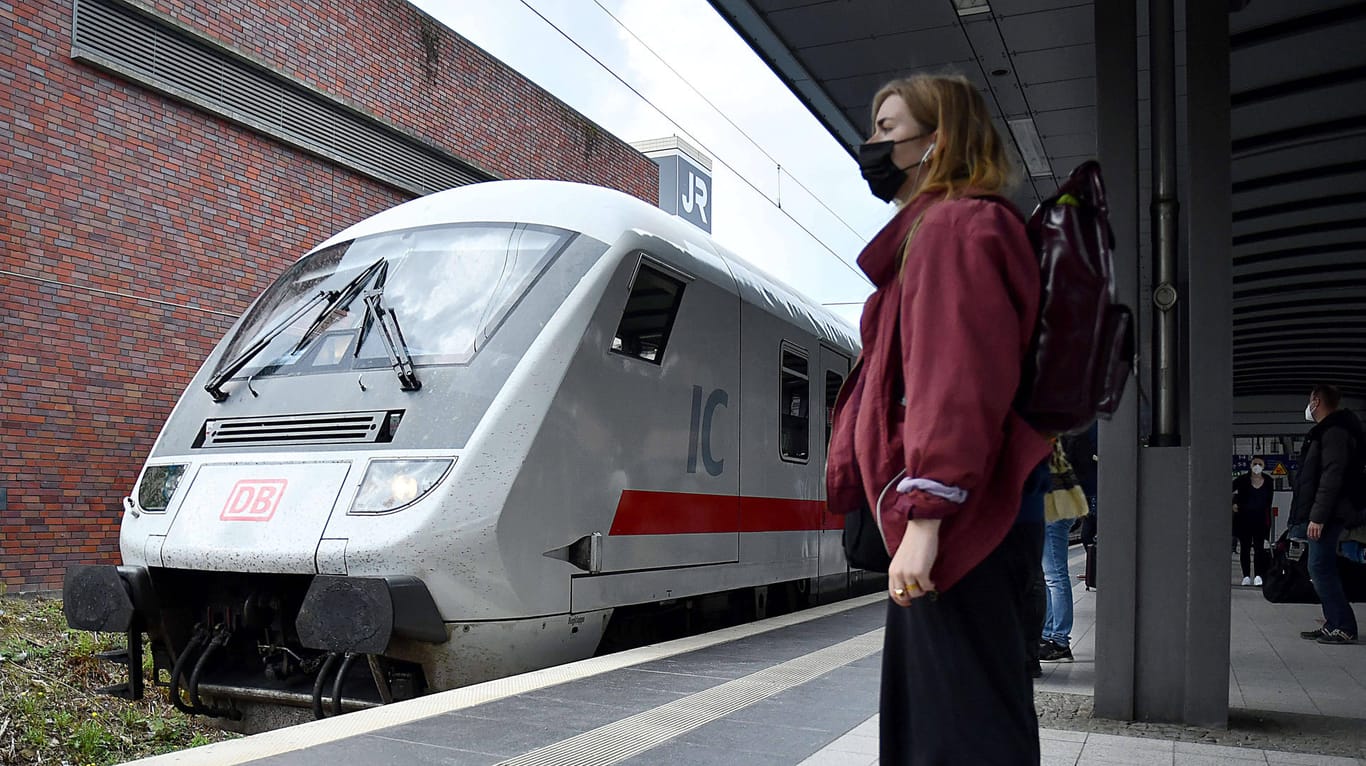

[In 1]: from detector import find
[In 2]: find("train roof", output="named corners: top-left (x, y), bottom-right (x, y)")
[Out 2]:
top-left (311, 180), bottom-right (859, 353)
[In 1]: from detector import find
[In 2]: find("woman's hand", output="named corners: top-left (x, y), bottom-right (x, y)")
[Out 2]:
top-left (889, 518), bottom-right (941, 605)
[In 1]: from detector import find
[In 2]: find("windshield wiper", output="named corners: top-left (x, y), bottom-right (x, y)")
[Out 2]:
top-left (204, 290), bottom-right (331, 402)
top-left (290, 258), bottom-right (387, 354)
top-left (204, 258), bottom-right (386, 402)
top-left (353, 261), bottom-right (421, 392)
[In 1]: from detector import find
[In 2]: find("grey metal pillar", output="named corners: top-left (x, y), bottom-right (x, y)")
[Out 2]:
top-left (1093, 0), bottom-right (1141, 722)
top-left (1180, 0), bottom-right (1234, 727)
top-left (1094, 0), bottom-right (1233, 727)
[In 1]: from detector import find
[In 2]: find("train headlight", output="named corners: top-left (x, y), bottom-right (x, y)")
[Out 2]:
top-left (349, 458), bottom-right (453, 515)
top-left (136, 464), bottom-right (187, 512)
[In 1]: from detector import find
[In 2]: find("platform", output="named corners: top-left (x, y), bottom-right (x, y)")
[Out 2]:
top-left (122, 546), bottom-right (1366, 766)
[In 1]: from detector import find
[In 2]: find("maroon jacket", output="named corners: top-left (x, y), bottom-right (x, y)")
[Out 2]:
top-left (826, 192), bottom-right (1052, 592)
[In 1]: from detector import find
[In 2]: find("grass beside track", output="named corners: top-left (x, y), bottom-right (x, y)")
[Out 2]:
top-left (0, 591), bottom-right (236, 766)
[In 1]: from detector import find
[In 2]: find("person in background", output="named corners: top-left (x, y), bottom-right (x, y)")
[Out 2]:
top-left (1232, 456), bottom-right (1273, 587)
top-left (1075, 424), bottom-right (1099, 550)
top-left (826, 73), bottom-right (1051, 765)
top-left (1040, 429), bottom-right (1097, 661)
top-left (1290, 384), bottom-right (1364, 644)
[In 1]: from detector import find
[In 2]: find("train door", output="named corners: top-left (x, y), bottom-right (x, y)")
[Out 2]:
top-left (589, 251), bottom-right (742, 580)
top-left (815, 345), bottom-right (851, 600)
top-left (734, 304), bottom-right (823, 588)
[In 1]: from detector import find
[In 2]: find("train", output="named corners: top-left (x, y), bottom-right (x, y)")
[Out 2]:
top-left (62, 179), bottom-right (872, 729)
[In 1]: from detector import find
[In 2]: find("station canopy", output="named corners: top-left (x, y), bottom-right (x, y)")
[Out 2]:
top-left (708, 0), bottom-right (1366, 399)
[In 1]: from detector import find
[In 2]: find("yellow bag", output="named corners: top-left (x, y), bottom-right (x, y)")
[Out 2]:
top-left (1044, 441), bottom-right (1091, 523)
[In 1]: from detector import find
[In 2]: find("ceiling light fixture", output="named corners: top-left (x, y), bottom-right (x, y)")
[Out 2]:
top-left (1007, 117), bottom-right (1054, 177)
top-left (952, 0), bottom-right (992, 17)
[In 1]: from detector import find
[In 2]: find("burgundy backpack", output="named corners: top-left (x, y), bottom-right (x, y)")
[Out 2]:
top-left (1014, 161), bottom-right (1134, 435)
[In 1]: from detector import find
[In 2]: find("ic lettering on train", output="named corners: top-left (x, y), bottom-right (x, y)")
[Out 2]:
top-left (680, 171), bottom-right (709, 225)
top-left (220, 479), bottom-right (288, 522)
top-left (686, 386), bottom-right (727, 476)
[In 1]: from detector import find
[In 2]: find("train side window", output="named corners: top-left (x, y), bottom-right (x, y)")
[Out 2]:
top-left (780, 344), bottom-right (809, 462)
top-left (825, 370), bottom-right (844, 447)
top-left (611, 260), bottom-right (686, 364)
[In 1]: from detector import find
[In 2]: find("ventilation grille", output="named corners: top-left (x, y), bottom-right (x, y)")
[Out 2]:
top-left (195, 410), bottom-right (402, 448)
top-left (71, 0), bottom-right (494, 195)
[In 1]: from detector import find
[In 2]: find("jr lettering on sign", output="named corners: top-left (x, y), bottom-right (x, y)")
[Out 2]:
top-left (680, 170), bottom-right (709, 225)
top-left (650, 152), bottom-right (713, 233)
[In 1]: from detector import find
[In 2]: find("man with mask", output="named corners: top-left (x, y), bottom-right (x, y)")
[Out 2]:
top-left (1290, 384), bottom-right (1365, 644)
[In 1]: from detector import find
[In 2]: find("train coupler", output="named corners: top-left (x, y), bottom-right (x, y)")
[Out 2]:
top-left (93, 628), bottom-right (145, 700)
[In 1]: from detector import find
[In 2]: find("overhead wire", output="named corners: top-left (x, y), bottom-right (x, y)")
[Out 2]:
top-left (589, 0), bottom-right (871, 244)
top-left (514, 0), bottom-right (874, 288)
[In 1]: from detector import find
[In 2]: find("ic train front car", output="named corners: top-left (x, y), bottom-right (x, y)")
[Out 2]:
top-left (63, 180), bottom-right (869, 728)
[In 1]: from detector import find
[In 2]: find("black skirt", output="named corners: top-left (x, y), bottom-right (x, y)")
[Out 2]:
top-left (879, 521), bottom-right (1043, 765)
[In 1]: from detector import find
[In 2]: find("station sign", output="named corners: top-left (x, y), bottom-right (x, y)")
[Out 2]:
top-left (1232, 454), bottom-right (1296, 479)
top-left (652, 152), bottom-right (712, 233)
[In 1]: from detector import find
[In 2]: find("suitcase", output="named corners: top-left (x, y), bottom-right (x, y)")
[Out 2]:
top-left (1083, 543), bottom-right (1097, 591)
top-left (1262, 530), bottom-right (1366, 604)
top-left (1262, 533), bottom-right (1321, 604)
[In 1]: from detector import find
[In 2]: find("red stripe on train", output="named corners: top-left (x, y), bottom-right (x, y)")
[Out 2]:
top-left (610, 490), bottom-right (844, 535)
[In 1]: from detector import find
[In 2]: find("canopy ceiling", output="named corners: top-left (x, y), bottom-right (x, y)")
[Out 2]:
top-left (709, 0), bottom-right (1366, 399)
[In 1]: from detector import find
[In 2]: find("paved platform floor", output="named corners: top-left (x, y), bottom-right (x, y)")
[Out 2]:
top-left (123, 546), bottom-right (1366, 766)
top-left (798, 715), bottom-right (1364, 766)
top-left (1034, 547), bottom-right (1366, 719)
top-left (799, 547), bottom-right (1366, 765)
top-left (1227, 566), bottom-right (1366, 719)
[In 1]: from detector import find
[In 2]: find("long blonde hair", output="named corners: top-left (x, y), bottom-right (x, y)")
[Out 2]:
top-left (871, 74), bottom-right (1016, 203)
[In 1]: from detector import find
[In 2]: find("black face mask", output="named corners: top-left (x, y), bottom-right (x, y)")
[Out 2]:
top-left (858, 134), bottom-right (931, 203)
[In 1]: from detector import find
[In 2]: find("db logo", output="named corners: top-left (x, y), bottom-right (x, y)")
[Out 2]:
top-left (220, 479), bottom-right (288, 522)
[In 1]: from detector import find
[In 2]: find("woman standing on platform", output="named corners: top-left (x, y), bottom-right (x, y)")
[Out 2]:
top-left (1233, 456), bottom-right (1274, 586)
top-left (826, 74), bottom-right (1051, 764)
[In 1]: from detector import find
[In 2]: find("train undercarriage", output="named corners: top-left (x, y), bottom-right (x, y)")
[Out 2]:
top-left (63, 566), bottom-right (439, 729)
top-left (64, 564), bottom-right (880, 732)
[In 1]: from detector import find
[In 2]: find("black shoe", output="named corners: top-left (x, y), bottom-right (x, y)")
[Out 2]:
top-left (1300, 627), bottom-right (1328, 640)
top-left (1317, 629), bottom-right (1357, 645)
top-left (1039, 640), bottom-right (1073, 662)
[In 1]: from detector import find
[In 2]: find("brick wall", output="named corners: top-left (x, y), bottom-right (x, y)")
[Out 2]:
top-left (0, 0), bottom-right (657, 592)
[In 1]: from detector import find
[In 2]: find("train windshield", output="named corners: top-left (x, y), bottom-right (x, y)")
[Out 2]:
top-left (212, 223), bottom-right (573, 380)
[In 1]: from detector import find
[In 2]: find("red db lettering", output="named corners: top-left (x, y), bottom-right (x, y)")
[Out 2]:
top-left (220, 479), bottom-right (288, 521)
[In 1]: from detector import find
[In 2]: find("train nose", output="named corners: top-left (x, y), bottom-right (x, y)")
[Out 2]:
top-left (158, 461), bottom-right (354, 573)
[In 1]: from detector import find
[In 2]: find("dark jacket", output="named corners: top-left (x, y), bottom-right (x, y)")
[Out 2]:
top-left (1232, 472), bottom-right (1273, 530)
top-left (1290, 408), bottom-right (1364, 526)
top-left (825, 191), bottom-right (1051, 592)
top-left (1062, 425), bottom-right (1098, 498)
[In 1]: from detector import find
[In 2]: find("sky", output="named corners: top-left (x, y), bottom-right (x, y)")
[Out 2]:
top-left (406, 0), bottom-right (895, 328)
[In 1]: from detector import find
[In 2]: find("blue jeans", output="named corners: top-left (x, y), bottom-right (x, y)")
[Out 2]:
top-left (1307, 522), bottom-right (1359, 637)
top-left (1041, 518), bottom-right (1074, 646)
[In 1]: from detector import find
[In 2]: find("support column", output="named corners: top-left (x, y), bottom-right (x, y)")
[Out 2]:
top-left (1094, 0), bottom-right (1232, 727)
top-left (1133, 0), bottom-right (1192, 717)
top-left (1180, 0), bottom-right (1234, 727)
top-left (1093, 0), bottom-right (1140, 722)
